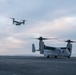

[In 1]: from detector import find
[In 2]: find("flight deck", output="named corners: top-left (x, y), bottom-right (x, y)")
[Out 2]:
top-left (0, 56), bottom-right (76, 75)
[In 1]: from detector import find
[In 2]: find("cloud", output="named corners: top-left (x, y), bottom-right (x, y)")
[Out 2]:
top-left (6, 37), bottom-right (23, 43)
top-left (26, 16), bottom-right (76, 38)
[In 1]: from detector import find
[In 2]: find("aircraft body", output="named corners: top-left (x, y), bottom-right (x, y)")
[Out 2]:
top-left (32, 37), bottom-right (74, 58)
top-left (11, 18), bottom-right (26, 26)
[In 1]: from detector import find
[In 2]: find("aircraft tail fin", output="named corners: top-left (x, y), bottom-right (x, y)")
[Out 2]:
top-left (12, 18), bottom-right (15, 24)
top-left (13, 20), bottom-right (14, 24)
top-left (32, 44), bottom-right (36, 52)
top-left (23, 20), bottom-right (25, 25)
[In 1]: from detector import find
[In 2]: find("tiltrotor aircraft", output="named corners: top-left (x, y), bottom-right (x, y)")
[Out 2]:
top-left (11, 18), bottom-right (26, 26)
top-left (32, 36), bottom-right (75, 58)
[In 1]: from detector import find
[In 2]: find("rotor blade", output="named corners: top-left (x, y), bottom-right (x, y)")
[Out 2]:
top-left (10, 17), bottom-right (15, 19)
top-left (22, 20), bottom-right (27, 21)
top-left (64, 39), bottom-right (76, 43)
top-left (55, 38), bottom-right (76, 43)
top-left (41, 38), bottom-right (58, 40)
top-left (32, 37), bottom-right (58, 40)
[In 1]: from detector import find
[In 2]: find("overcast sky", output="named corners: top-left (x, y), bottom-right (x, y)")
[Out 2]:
top-left (0, 0), bottom-right (76, 56)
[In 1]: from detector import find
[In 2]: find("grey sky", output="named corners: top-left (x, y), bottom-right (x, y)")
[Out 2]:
top-left (0, 0), bottom-right (76, 56)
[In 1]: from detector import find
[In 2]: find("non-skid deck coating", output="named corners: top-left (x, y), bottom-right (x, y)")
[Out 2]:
top-left (0, 56), bottom-right (76, 75)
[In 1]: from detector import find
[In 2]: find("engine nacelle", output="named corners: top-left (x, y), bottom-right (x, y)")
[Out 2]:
top-left (67, 43), bottom-right (72, 53)
top-left (39, 41), bottom-right (44, 54)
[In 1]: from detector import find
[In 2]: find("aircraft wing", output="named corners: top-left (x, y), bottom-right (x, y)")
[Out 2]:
top-left (15, 21), bottom-right (19, 24)
top-left (60, 47), bottom-right (67, 49)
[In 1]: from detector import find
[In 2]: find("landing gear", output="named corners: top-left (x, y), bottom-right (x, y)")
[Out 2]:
top-left (67, 56), bottom-right (70, 59)
top-left (47, 55), bottom-right (49, 58)
top-left (54, 56), bottom-right (57, 58)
